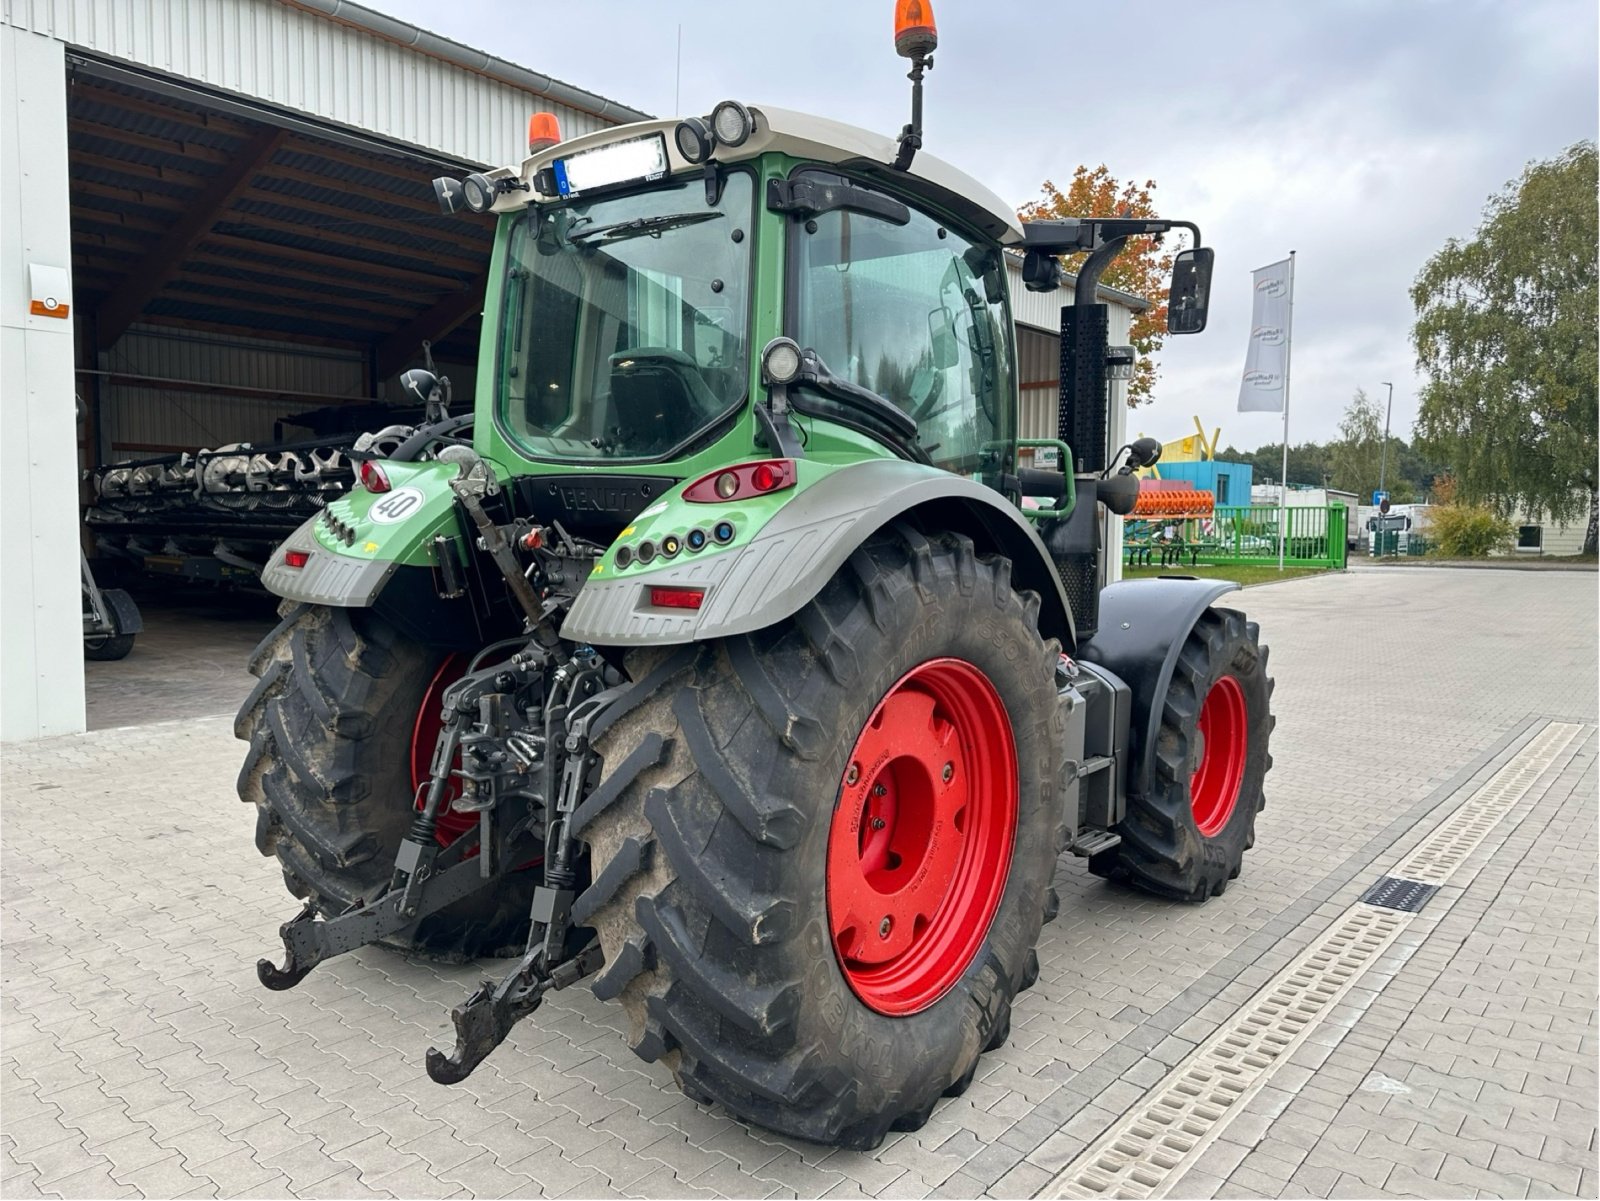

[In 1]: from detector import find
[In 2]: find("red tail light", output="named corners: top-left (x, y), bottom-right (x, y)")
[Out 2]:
top-left (683, 459), bottom-right (796, 504)
top-left (649, 587), bottom-right (705, 610)
top-left (359, 460), bottom-right (392, 493)
top-left (284, 549), bottom-right (310, 569)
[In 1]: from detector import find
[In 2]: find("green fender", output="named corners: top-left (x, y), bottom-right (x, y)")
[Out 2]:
top-left (562, 458), bottom-right (1076, 649)
top-left (259, 460), bottom-right (464, 607)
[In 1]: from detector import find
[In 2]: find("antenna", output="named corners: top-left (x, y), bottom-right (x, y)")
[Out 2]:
top-left (674, 24), bottom-right (682, 114)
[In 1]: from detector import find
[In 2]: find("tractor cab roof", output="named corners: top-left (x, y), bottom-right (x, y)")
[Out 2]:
top-left (485, 104), bottom-right (1027, 247)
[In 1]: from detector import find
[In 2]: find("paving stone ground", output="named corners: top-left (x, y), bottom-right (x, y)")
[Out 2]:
top-left (2, 567), bottom-right (1595, 1199)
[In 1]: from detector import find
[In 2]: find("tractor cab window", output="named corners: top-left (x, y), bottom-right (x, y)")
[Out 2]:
top-left (789, 172), bottom-right (1015, 476)
top-left (497, 172), bottom-right (754, 461)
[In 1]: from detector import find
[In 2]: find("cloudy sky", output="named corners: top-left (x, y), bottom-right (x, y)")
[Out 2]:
top-left (371, 0), bottom-right (1597, 449)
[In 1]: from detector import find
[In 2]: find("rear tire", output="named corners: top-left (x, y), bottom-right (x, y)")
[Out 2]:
top-left (1089, 607), bottom-right (1273, 900)
top-left (235, 603), bottom-right (533, 959)
top-left (575, 527), bottom-right (1067, 1148)
top-left (84, 588), bottom-right (138, 661)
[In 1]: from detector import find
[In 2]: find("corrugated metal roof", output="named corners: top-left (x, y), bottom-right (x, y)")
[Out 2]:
top-left (9, 0), bottom-right (644, 166)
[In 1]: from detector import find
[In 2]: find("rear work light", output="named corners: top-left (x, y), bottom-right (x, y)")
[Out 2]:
top-left (284, 549), bottom-right (310, 569)
top-left (359, 460), bottom-right (392, 493)
top-left (682, 459), bottom-right (796, 503)
top-left (649, 587), bottom-right (705, 610)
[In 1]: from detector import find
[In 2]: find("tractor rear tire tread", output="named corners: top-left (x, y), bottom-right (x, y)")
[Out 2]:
top-left (234, 603), bottom-right (532, 961)
top-left (577, 526), bottom-right (1065, 1148)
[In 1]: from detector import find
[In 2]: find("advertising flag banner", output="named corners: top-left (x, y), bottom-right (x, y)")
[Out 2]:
top-left (1238, 258), bottom-right (1293, 412)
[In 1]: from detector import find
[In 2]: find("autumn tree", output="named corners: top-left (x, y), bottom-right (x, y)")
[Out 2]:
top-left (1411, 141), bottom-right (1598, 553)
top-left (1019, 166), bottom-right (1176, 407)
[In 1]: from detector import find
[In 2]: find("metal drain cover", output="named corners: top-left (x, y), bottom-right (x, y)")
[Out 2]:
top-left (1359, 876), bottom-right (1438, 913)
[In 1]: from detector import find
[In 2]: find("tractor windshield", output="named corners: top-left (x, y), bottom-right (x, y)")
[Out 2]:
top-left (496, 172), bottom-right (754, 462)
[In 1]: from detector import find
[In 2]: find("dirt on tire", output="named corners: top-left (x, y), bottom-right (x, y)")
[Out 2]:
top-left (573, 526), bottom-right (1068, 1148)
top-left (235, 603), bottom-right (533, 960)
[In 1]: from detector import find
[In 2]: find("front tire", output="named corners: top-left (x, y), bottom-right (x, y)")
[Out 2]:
top-left (235, 603), bottom-right (533, 959)
top-left (1089, 607), bottom-right (1273, 900)
top-left (575, 528), bottom-right (1067, 1148)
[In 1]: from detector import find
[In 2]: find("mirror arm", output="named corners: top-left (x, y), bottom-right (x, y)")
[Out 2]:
top-left (1074, 235), bottom-right (1130, 308)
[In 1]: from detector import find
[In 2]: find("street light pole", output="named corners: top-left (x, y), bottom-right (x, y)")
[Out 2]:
top-left (1378, 381), bottom-right (1394, 498)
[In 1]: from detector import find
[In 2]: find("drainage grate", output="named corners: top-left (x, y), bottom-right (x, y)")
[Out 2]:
top-left (1037, 720), bottom-right (1589, 1200)
top-left (1040, 903), bottom-right (1411, 1199)
top-left (1390, 722), bottom-right (1583, 885)
top-left (1359, 876), bottom-right (1438, 913)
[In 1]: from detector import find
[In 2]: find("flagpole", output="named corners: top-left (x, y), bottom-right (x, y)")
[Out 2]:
top-left (1278, 250), bottom-right (1296, 571)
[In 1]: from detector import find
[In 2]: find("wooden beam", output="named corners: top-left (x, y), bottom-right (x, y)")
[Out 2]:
top-left (160, 282), bottom-right (398, 331)
top-left (70, 153), bottom-right (207, 188)
top-left (220, 208), bottom-right (487, 274)
top-left (199, 233), bottom-right (466, 289)
top-left (172, 267), bottom-right (418, 317)
top-left (68, 117), bottom-right (234, 165)
top-left (96, 126), bottom-right (289, 349)
top-left (72, 204), bottom-right (169, 236)
top-left (376, 277), bottom-right (488, 377)
top-left (237, 185), bottom-right (492, 254)
top-left (70, 178), bottom-right (189, 211)
top-left (70, 79), bottom-right (253, 137)
top-left (129, 311), bottom-right (367, 351)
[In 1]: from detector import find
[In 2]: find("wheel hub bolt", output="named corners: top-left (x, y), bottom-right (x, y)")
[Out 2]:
top-left (873, 783), bottom-right (887, 797)
top-left (846, 762), bottom-right (860, 785)
top-left (879, 916), bottom-right (892, 939)
top-left (942, 762), bottom-right (954, 783)
top-left (871, 817), bottom-right (886, 831)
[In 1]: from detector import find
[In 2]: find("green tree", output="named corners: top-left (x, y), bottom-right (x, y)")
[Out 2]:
top-left (1328, 389), bottom-right (1416, 502)
top-left (1411, 141), bottom-right (1598, 553)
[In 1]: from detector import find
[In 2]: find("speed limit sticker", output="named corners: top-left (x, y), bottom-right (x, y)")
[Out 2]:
top-left (368, 486), bottom-right (427, 524)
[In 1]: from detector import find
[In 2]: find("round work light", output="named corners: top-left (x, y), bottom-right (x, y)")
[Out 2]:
top-left (674, 117), bottom-right (713, 164)
top-left (710, 100), bottom-right (753, 148)
top-left (761, 337), bottom-right (803, 385)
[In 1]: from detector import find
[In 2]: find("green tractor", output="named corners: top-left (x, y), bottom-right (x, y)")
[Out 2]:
top-left (241, 6), bottom-right (1271, 1150)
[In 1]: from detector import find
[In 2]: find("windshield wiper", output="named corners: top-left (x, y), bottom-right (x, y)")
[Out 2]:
top-left (567, 211), bottom-right (724, 244)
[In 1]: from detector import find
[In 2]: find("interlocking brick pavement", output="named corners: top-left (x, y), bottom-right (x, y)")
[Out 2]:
top-left (3, 566), bottom-right (1594, 1199)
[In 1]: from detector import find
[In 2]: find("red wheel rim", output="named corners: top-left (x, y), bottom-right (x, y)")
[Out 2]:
top-left (411, 654), bottom-right (476, 847)
top-left (1190, 675), bottom-right (1248, 838)
top-left (826, 658), bottom-right (1018, 1016)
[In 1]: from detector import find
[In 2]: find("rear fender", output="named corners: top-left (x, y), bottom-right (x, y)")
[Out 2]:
top-left (260, 460), bottom-right (465, 607)
top-left (561, 458), bottom-right (1075, 648)
top-left (1075, 578), bottom-right (1239, 800)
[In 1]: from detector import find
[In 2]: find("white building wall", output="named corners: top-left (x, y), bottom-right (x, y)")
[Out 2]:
top-left (2, 25), bottom-right (87, 740)
top-left (3, 0), bottom-right (631, 168)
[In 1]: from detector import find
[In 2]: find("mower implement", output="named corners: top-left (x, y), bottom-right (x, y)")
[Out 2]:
top-left (236, 0), bottom-right (1273, 1150)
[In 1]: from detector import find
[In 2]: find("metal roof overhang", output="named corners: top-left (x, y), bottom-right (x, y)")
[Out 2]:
top-left (66, 56), bottom-right (503, 383)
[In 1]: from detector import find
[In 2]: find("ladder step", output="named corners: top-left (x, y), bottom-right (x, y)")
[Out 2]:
top-left (1070, 829), bottom-right (1121, 857)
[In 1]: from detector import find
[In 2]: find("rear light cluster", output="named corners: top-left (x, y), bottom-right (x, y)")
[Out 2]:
top-left (682, 459), bottom-right (796, 504)
top-left (359, 460), bottom-right (392, 493)
top-left (284, 549), bottom-right (310, 569)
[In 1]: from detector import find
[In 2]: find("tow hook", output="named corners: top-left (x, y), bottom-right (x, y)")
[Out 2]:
top-left (425, 941), bottom-right (603, 1085)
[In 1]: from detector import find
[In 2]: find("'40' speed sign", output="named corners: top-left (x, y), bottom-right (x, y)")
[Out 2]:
top-left (368, 487), bottom-right (426, 524)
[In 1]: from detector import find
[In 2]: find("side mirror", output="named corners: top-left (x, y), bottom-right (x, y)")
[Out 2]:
top-left (400, 369), bottom-right (440, 407)
top-left (1167, 247), bottom-right (1215, 335)
top-left (928, 306), bottom-right (960, 369)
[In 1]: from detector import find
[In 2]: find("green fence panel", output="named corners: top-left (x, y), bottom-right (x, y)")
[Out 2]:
top-left (1123, 505), bottom-right (1349, 569)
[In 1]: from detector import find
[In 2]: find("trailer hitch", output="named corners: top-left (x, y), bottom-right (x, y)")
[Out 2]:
top-left (425, 940), bottom-right (602, 1084)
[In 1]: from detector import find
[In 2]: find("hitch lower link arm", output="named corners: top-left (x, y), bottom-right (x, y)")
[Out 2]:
top-left (421, 683), bottom-right (620, 1085)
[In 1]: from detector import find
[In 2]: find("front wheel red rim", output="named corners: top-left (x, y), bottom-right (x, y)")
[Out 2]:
top-left (826, 658), bottom-right (1018, 1016)
top-left (1190, 674), bottom-right (1248, 837)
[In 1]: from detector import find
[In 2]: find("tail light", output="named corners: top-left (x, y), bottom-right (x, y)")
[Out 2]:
top-left (649, 587), bottom-right (705, 610)
top-left (683, 459), bottom-right (796, 504)
top-left (284, 549), bottom-right (310, 569)
top-left (359, 461), bottom-right (392, 493)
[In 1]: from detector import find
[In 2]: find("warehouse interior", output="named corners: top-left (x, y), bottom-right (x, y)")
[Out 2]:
top-left (68, 63), bottom-right (493, 476)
